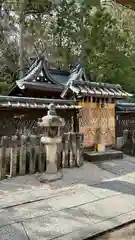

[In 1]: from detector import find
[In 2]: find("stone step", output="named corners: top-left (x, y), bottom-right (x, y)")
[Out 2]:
top-left (84, 149), bottom-right (123, 162)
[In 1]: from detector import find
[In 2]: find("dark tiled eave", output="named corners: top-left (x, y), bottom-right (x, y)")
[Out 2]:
top-left (0, 96), bottom-right (81, 110)
top-left (70, 81), bottom-right (132, 99)
top-left (116, 102), bottom-right (135, 113)
top-left (19, 82), bottom-right (63, 91)
top-left (73, 80), bottom-right (121, 89)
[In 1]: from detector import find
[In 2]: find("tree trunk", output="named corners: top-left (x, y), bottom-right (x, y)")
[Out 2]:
top-left (19, 0), bottom-right (24, 79)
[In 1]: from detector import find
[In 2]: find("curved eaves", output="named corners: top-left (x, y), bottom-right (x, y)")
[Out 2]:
top-left (16, 59), bottom-right (43, 90)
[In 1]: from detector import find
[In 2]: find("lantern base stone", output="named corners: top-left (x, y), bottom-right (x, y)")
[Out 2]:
top-left (38, 171), bottom-right (63, 182)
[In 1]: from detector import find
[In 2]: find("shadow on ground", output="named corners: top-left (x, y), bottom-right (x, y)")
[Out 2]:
top-left (94, 156), bottom-right (135, 177)
top-left (91, 180), bottom-right (135, 197)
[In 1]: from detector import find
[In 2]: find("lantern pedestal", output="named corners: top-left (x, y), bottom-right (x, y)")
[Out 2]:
top-left (38, 136), bottom-right (63, 182)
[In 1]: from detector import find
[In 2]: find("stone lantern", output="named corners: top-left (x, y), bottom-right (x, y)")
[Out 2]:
top-left (38, 103), bottom-right (65, 182)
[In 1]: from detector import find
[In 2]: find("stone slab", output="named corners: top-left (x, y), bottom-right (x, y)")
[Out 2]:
top-left (91, 172), bottom-right (135, 199)
top-left (1, 174), bottom-right (41, 187)
top-left (23, 207), bottom-right (92, 240)
top-left (124, 154), bottom-right (135, 164)
top-left (95, 219), bottom-right (135, 240)
top-left (1, 181), bottom-right (135, 240)
top-left (101, 172), bottom-right (135, 185)
top-left (0, 182), bottom-right (32, 194)
top-left (89, 179), bottom-right (135, 198)
top-left (0, 188), bottom-right (52, 209)
top-left (95, 159), bottom-right (135, 176)
top-left (88, 171), bottom-right (135, 199)
top-left (88, 183), bottom-right (121, 199)
top-left (1, 196), bottom-right (135, 240)
top-left (118, 172), bottom-right (135, 184)
top-left (49, 162), bottom-right (115, 190)
top-left (0, 183), bottom-right (92, 210)
top-left (0, 200), bottom-right (53, 227)
top-left (54, 209), bottom-right (135, 240)
top-left (0, 162), bottom-right (115, 198)
top-left (78, 195), bottom-right (135, 224)
top-left (84, 150), bottom-right (123, 162)
top-left (48, 188), bottom-right (98, 211)
top-left (0, 223), bottom-right (28, 240)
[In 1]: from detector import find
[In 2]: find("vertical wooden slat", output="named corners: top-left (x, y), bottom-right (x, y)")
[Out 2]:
top-left (0, 145), bottom-right (2, 180)
top-left (0, 136), bottom-right (7, 180)
top-left (62, 133), bottom-right (69, 168)
top-left (70, 133), bottom-right (76, 167)
top-left (76, 133), bottom-right (84, 167)
top-left (57, 141), bottom-right (62, 170)
top-left (69, 133), bottom-right (73, 167)
top-left (19, 135), bottom-right (27, 175)
top-left (131, 130), bottom-right (135, 156)
top-left (62, 134), bottom-right (65, 168)
top-left (0, 131), bottom-right (84, 180)
top-left (38, 137), bottom-right (45, 173)
top-left (10, 135), bottom-right (18, 177)
top-left (29, 135), bottom-right (37, 174)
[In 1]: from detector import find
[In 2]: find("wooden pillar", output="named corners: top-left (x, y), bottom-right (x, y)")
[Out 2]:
top-left (96, 99), bottom-right (105, 152)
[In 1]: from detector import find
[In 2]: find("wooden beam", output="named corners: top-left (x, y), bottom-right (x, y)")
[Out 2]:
top-left (116, 0), bottom-right (135, 10)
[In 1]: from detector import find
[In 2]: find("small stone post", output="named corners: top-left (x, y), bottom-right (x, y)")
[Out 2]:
top-left (123, 129), bottom-right (128, 145)
top-left (38, 103), bottom-right (65, 182)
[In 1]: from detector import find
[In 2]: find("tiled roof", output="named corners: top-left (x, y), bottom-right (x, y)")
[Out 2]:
top-left (61, 65), bottom-right (132, 99)
top-left (0, 96), bottom-right (81, 110)
top-left (68, 81), bottom-right (132, 98)
top-left (8, 57), bottom-right (68, 96)
top-left (8, 56), bottom-right (132, 99)
top-left (116, 102), bottom-right (135, 113)
top-left (16, 81), bottom-right (63, 91)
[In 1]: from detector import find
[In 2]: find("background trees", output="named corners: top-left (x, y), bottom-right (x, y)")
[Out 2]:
top-left (0, 0), bottom-right (135, 98)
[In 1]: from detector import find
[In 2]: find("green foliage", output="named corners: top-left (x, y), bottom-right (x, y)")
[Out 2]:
top-left (0, 0), bottom-right (135, 97)
top-left (83, 10), bottom-right (133, 85)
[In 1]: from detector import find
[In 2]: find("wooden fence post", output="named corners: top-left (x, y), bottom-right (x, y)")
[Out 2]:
top-left (57, 141), bottom-right (62, 170)
top-left (62, 133), bottom-right (69, 168)
top-left (38, 139), bottom-right (45, 173)
top-left (0, 145), bottom-right (2, 180)
top-left (10, 135), bottom-right (18, 177)
top-left (29, 135), bottom-right (37, 174)
top-left (131, 130), bottom-right (135, 156)
top-left (69, 133), bottom-right (76, 167)
top-left (19, 135), bottom-right (27, 175)
top-left (0, 136), bottom-right (7, 180)
top-left (76, 133), bottom-right (84, 167)
top-left (123, 129), bottom-right (128, 145)
top-left (68, 133), bottom-right (72, 167)
top-left (0, 132), bottom-right (84, 180)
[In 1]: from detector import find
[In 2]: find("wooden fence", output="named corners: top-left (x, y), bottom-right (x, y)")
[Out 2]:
top-left (117, 130), bottom-right (135, 157)
top-left (0, 133), bottom-right (84, 180)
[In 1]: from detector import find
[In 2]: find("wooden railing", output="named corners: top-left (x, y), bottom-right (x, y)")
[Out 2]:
top-left (0, 133), bottom-right (84, 180)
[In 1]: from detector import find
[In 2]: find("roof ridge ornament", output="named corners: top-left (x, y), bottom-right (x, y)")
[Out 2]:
top-left (60, 64), bottom-right (87, 98)
top-left (16, 58), bottom-right (43, 88)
